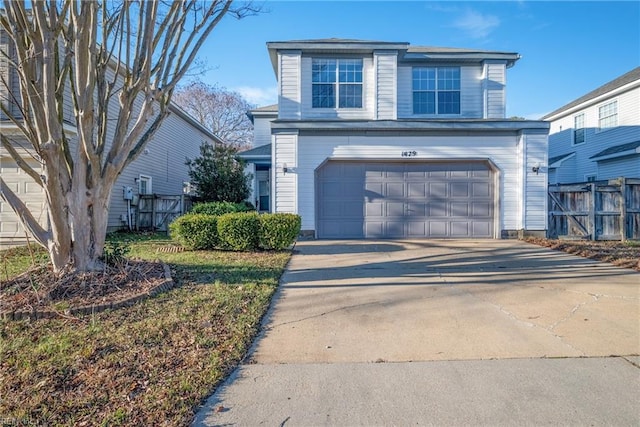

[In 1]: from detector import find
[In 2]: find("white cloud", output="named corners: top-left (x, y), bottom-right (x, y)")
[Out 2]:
top-left (453, 9), bottom-right (500, 40)
top-left (234, 85), bottom-right (278, 107)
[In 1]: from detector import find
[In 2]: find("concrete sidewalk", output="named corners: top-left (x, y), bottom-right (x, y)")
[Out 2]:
top-left (194, 357), bottom-right (640, 426)
top-left (193, 240), bottom-right (640, 426)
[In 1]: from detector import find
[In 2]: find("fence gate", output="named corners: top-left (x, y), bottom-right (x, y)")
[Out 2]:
top-left (548, 177), bottom-right (640, 241)
top-left (136, 195), bottom-right (192, 231)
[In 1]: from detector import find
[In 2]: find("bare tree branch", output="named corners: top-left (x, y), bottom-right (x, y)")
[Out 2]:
top-left (0, 133), bottom-right (43, 186)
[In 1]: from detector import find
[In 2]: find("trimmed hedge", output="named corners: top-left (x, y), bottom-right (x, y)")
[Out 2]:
top-left (217, 212), bottom-right (260, 251)
top-left (191, 201), bottom-right (254, 216)
top-left (168, 213), bottom-right (218, 250)
top-left (170, 211), bottom-right (301, 252)
top-left (259, 213), bottom-right (301, 250)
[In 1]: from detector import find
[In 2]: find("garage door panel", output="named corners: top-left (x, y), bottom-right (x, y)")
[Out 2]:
top-left (365, 202), bottom-right (384, 217)
top-left (364, 222), bottom-right (384, 237)
top-left (472, 182), bottom-right (491, 197)
top-left (428, 221), bottom-right (448, 236)
top-left (451, 170), bottom-right (471, 178)
top-left (451, 221), bottom-right (471, 236)
top-left (408, 222), bottom-right (427, 236)
top-left (428, 182), bottom-right (447, 198)
top-left (385, 221), bottom-right (404, 237)
top-left (319, 201), bottom-right (343, 218)
top-left (472, 202), bottom-right (492, 217)
top-left (473, 169), bottom-right (491, 178)
top-left (322, 182), bottom-right (343, 197)
top-left (386, 202), bottom-right (404, 217)
top-left (472, 222), bottom-right (492, 237)
top-left (450, 182), bottom-right (470, 197)
top-left (0, 221), bottom-right (20, 233)
top-left (317, 161), bottom-right (494, 239)
top-left (407, 203), bottom-right (426, 217)
top-left (365, 182), bottom-right (383, 195)
top-left (408, 182), bottom-right (426, 197)
top-left (343, 201), bottom-right (363, 217)
top-left (428, 201), bottom-right (447, 217)
top-left (451, 202), bottom-right (470, 217)
top-left (386, 182), bottom-right (404, 198)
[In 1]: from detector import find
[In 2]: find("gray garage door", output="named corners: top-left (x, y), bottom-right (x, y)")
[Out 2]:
top-left (316, 161), bottom-right (494, 238)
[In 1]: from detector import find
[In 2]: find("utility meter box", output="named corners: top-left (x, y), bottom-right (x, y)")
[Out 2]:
top-left (123, 186), bottom-right (133, 200)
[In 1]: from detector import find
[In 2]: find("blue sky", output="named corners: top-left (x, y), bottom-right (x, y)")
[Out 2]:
top-left (197, 1), bottom-right (640, 119)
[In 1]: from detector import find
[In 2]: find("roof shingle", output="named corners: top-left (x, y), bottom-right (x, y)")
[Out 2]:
top-left (542, 67), bottom-right (640, 120)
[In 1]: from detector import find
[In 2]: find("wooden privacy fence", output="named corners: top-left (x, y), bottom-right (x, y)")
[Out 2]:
top-left (548, 177), bottom-right (640, 241)
top-left (136, 194), bottom-right (193, 231)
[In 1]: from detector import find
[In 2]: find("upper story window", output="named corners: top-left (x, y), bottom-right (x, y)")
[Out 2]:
top-left (573, 113), bottom-right (585, 144)
top-left (312, 59), bottom-right (363, 109)
top-left (413, 67), bottom-right (461, 115)
top-left (598, 100), bottom-right (617, 130)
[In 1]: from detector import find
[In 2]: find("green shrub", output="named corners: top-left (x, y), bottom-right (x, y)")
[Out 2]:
top-left (169, 214), bottom-right (218, 250)
top-left (101, 240), bottom-right (131, 266)
top-left (217, 212), bottom-right (260, 251)
top-left (259, 213), bottom-right (301, 250)
top-left (191, 201), bottom-right (254, 216)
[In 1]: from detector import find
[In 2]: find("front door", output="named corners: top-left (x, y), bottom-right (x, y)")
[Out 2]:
top-left (257, 170), bottom-right (270, 212)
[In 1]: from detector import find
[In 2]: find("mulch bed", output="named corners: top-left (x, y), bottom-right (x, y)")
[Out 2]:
top-left (524, 238), bottom-right (640, 272)
top-left (1, 260), bottom-right (169, 319)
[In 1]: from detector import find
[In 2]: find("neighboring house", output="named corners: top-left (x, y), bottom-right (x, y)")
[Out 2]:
top-left (0, 32), bottom-right (221, 248)
top-left (240, 38), bottom-right (549, 239)
top-left (543, 67), bottom-right (640, 184)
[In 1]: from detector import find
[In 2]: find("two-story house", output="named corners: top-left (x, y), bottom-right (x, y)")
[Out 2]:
top-left (543, 67), bottom-right (640, 184)
top-left (242, 38), bottom-right (549, 239)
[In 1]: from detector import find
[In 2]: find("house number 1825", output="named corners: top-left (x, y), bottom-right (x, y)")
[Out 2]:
top-left (401, 150), bottom-right (417, 157)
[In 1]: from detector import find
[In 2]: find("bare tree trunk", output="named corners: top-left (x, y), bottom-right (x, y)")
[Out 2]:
top-left (0, 0), bottom-right (259, 273)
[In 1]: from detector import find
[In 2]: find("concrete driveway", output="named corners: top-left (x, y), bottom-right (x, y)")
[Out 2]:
top-left (194, 240), bottom-right (640, 426)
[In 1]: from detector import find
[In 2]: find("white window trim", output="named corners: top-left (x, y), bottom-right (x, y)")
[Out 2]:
top-left (411, 66), bottom-right (462, 116)
top-left (572, 113), bottom-right (586, 146)
top-left (311, 58), bottom-right (364, 110)
top-left (138, 174), bottom-right (152, 195)
top-left (596, 98), bottom-right (618, 133)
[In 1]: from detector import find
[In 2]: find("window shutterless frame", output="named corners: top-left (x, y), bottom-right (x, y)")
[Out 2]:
top-left (138, 175), bottom-right (152, 195)
top-left (597, 99), bottom-right (618, 131)
top-left (412, 67), bottom-right (461, 115)
top-left (312, 58), bottom-right (363, 109)
top-left (573, 113), bottom-right (585, 145)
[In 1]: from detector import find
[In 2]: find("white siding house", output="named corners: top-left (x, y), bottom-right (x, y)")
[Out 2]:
top-left (0, 31), bottom-right (221, 248)
top-left (248, 38), bottom-right (549, 239)
top-left (544, 67), bottom-right (640, 184)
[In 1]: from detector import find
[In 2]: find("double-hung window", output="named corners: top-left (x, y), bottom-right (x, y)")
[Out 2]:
top-left (573, 113), bottom-right (585, 144)
top-left (413, 67), bottom-right (461, 114)
top-left (598, 100), bottom-right (617, 130)
top-left (312, 59), bottom-right (363, 108)
top-left (138, 175), bottom-right (152, 195)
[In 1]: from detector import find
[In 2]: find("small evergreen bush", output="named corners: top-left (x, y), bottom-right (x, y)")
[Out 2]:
top-left (191, 201), bottom-right (253, 216)
top-left (217, 212), bottom-right (260, 251)
top-left (101, 240), bottom-right (131, 266)
top-left (169, 214), bottom-right (218, 250)
top-left (259, 213), bottom-right (301, 250)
